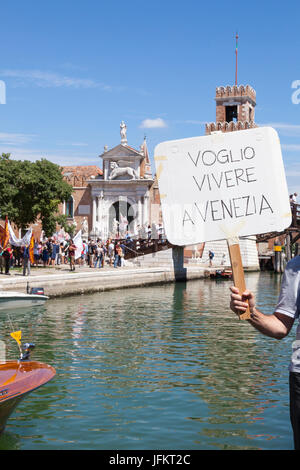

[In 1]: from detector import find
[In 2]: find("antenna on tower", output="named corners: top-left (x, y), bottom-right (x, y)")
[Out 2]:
top-left (235, 32), bottom-right (238, 86)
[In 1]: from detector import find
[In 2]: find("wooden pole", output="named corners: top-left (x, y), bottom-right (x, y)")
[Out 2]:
top-left (274, 250), bottom-right (280, 273)
top-left (235, 32), bottom-right (238, 86)
top-left (227, 238), bottom-right (251, 320)
top-left (286, 232), bottom-right (291, 262)
top-left (274, 242), bottom-right (282, 273)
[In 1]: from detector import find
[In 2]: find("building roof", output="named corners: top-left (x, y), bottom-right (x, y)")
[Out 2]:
top-left (61, 165), bottom-right (103, 187)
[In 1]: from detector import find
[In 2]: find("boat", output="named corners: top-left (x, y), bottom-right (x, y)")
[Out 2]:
top-left (210, 269), bottom-right (233, 280)
top-left (0, 288), bottom-right (49, 310)
top-left (0, 344), bottom-right (56, 434)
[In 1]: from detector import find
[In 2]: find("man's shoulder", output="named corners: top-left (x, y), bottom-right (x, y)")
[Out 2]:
top-left (286, 256), bottom-right (300, 269)
top-left (285, 256), bottom-right (300, 278)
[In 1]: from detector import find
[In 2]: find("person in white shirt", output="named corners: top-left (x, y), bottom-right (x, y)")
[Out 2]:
top-left (230, 257), bottom-right (300, 450)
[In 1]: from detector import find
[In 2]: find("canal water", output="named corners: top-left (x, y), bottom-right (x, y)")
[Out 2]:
top-left (0, 272), bottom-right (295, 450)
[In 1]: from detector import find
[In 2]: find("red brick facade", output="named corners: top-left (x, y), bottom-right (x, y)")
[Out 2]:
top-left (60, 166), bottom-right (103, 237)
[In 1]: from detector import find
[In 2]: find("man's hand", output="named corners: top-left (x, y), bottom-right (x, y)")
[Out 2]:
top-left (230, 286), bottom-right (255, 317)
top-left (230, 286), bottom-right (295, 338)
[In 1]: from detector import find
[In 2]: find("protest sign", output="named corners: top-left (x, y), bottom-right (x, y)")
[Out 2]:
top-left (154, 127), bottom-right (291, 319)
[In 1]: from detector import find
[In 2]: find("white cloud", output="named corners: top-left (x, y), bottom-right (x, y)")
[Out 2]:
top-left (56, 141), bottom-right (89, 147)
top-left (0, 69), bottom-right (113, 91)
top-left (0, 132), bottom-right (36, 145)
top-left (0, 145), bottom-right (98, 166)
top-left (282, 144), bottom-right (300, 151)
top-left (258, 122), bottom-right (300, 136)
top-left (140, 118), bottom-right (167, 129)
top-left (286, 171), bottom-right (300, 176)
top-left (175, 119), bottom-right (206, 125)
top-left (70, 142), bottom-right (89, 147)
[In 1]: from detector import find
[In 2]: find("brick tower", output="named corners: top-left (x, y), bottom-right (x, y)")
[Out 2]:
top-left (205, 84), bottom-right (257, 135)
top-left (200, 83), bottom-right (260, 270)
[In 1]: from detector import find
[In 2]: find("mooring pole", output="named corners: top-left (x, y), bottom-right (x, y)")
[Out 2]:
top-left (274, 240), bottom-right (282, 273)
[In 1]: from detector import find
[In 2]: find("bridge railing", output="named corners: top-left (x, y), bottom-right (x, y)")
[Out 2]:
top-left (291, 203), bottom-right (300, 227)
top-left (121, 237), bottom-right (171, 260)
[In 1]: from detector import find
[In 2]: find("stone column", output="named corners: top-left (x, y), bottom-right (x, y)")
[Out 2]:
top-left (92, 196), bottom-right (97, 231)
top-left (97, 195), bottom-right (101, 233)
top-left (104, 161), bottom-right (109, 180)
top-left (143, 194), bottom-right (149, 225)
top-left (138, 197), bottom-right (142, 226)
top-left (97, 191), bottom-right (105, 238)
top-left (102, 198), bottom-right (109, 240)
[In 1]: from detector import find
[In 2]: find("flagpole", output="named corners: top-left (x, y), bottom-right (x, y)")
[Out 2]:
top-left (235, 32), bottom-right (238, 86)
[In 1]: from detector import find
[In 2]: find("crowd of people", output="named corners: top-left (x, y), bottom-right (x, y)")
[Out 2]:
top-left (0, 222), bottom-right (166, 275)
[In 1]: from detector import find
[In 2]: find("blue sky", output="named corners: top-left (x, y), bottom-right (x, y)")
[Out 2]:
top-left (1, 1), bottom-right (300, 194)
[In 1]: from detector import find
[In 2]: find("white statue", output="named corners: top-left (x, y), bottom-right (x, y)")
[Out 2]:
top-left (109, 161), bottom-right (138, 180)
top-left (113, 218), bottom-right (119, 234)
top-left (120, 121), bottom-right (127, 144)
top-left (81, 217), bottom-right (88, 235)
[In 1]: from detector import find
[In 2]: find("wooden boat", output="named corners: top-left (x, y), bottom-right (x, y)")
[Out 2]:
top-left (0, 360), bottom-right (56, 434)
top-left (0, 289), bottom-right (49, 310)
top-left (210, 269), bottom-right (233, 279)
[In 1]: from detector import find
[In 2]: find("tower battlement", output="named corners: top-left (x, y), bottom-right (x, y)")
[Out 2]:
top-left (215, 84), bottom-right (256, 103)
top-left (205, 120), bottom-right (257, 135)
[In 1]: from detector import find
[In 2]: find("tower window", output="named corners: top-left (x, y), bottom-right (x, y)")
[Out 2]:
top-left (225, 105), bottom-right (238, 122)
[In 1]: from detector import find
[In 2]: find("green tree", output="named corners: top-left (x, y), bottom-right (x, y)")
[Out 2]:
top-left (0, 154), bottom-right (73, 236)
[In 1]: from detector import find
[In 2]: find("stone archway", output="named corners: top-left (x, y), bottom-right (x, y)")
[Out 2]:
top-left (109, 200), bottom-right (135, 236)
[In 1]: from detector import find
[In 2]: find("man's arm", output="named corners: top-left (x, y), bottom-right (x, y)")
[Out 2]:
top-left (230, 286), bottom-right (295, 340)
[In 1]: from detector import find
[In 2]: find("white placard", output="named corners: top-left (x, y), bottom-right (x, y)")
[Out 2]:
top-left (154, 127), bottom-right (291, 246)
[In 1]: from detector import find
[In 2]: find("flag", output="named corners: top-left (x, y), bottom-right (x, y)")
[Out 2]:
top-left (73, 229), bottom-right (83, 260)
top-left (235, 32), bottom-right (238, 86)
top-left (3, 216), bottom-right (9, 249)
top-left (120, 214), bottom-right (128, 225)
top-left (0, 216), bottom-right (10, 250)
top-left (8, 220), bottom-right (32, 247)
top-left (119, 214), bottom-right (128, 231)
top-left (29, 234), bottom-right (34, 264)
top-left (10, 330), bottom-right (22, 346)
top-left (56, 229), bottom-right (65, 243)
top-left (0, 225), bottom-right (5, 248)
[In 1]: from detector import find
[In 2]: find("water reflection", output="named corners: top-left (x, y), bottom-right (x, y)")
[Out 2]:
top-left (173, 274), bottom-right (291, 449)
top-left (0, 272), bottom-right (294, 449)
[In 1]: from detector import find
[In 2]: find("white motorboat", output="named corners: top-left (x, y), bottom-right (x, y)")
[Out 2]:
top-left (0, 288), bottom-right (49, 310)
